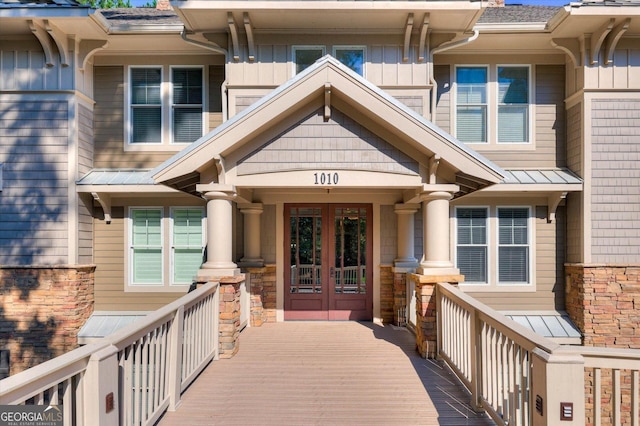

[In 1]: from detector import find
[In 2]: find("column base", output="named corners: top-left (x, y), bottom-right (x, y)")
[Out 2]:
top-left (417, 266), bottom-right (461, 277)
top-left (197, 267), bottom-right (241, 280)
top-left (238, 258), bottom-right (264, 268)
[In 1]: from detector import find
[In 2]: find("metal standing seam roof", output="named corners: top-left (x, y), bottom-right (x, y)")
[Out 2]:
top-left (76, 169), bottom-right (155, 185)
top-left (77, 312), bottom-right (149, 344)
top-left (500, 168), bottom-right (582, 185)
top-left (504, 313), bottom-right (582, 343)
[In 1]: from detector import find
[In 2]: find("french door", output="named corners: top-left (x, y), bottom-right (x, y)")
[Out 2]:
top-left (284, 204), bottom-right (373, 320)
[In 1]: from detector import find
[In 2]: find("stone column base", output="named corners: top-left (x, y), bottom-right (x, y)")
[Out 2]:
top-left (245, 265), bottom-right (277, 327)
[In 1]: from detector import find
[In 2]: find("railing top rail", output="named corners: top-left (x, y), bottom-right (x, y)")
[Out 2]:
top-left (0, 282), bottom-right (220, 403)
top-left (556, 345), bottom-right (640, 360)
top-left (437, 282), bottom-right (561, 354)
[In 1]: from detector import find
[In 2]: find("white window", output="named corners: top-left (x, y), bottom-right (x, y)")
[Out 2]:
top-left (455, 205), bottom-right (533, 290)
top-left (456, 66), bottom-right (488, 143)
top-left (127, 66), bottom-right (204, 147)
top-left (333, 46), bottom-right (365, 76)
top-left (456, 207), bottom-right (488, 284)
top-left (497, 66), bottom-right (530, 143)
top-left (293, 46), bottom-right (325, 74)
top-left (497, 207), bottom-right (530, 284)
top-left (128, 207), bottom-right (204, 290)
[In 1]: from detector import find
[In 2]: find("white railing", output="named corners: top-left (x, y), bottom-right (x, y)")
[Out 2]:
top-left (437, 282), bottom-right (640, 426)
top-left (0, 282), bottom-right (220, 426)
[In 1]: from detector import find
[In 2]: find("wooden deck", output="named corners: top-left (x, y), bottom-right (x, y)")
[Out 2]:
top-left (157, 322), bottom-right (495, 426)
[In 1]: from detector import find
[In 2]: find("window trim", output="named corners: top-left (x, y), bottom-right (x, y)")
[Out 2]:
top-left (292, 45), bottom-right (326, 75)
top-left (332, 45), bottom-right (366, 76)
top-left (496, 64), bottom-right (532, 145)
top-left (170, 65), bottom-right (205, 146)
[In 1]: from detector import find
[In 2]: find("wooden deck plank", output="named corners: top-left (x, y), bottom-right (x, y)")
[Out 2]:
top-left (157, 322), bottom-right (494, 426)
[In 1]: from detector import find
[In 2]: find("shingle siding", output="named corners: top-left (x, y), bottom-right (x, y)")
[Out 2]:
top-left (0, 100), bottom-right (69, 265)
top-left (591, 99), bottom-right (640, 263)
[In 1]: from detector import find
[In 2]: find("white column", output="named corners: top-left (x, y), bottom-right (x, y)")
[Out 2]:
top-left (240, 203), bottom-right (264, 267)
top-left (419, 191), bottom-right (459, 275)
top-left (394, 204), bottom-right (419, 268)
top-left (199, 190), bottom-right (240, 278)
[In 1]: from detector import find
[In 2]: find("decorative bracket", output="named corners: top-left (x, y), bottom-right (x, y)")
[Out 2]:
top-left (78, 39), bottom-right (108, 71)
top-left (604, 18), bottom-right (630, 65)
top-left (243, 13), bottom-right (255, 63)
top-left (28, 20), bottom-right (54, 67)
top-left (324, 83), bottom-right (332, 122)
top-left (92, 192), bottom-right (112, 224)
top-left (590, 18), bottom-right (614, 65)
top-left (418, 14), bottom-right (430, 63)
top-left (428, 155), bottom-right (440, 184)
top-left (403, 13), bottom-right (414, 63)
top-left (44, 20), bottom-right (70, 67)
top-left (551, 38), bottom-right (581, 68)
top-left (547, 192), bottom-right (567, 223)
top-left (228, 12), bottom-right (240, 62)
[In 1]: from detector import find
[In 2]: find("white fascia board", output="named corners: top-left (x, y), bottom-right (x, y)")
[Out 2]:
top-left (174, 1), bottom-right (482, 12)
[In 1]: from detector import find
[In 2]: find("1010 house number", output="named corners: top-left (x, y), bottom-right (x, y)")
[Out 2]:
top-left (313, 172), bottom-right (339, 185)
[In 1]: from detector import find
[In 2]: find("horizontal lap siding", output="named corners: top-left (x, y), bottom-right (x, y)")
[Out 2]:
top-left (566, 103), bottom-right (583, 263)
top-left (0, 100), bottom-right (69, 265)
top-left (93, 207), bottom-right (180, 311)
top-left (434, 64), bottom-right (451, 133)
top-left (464, 206), bottom-right (565, 311)
top-left (482, 65), bottom-right (566, 168)
top-left (591, 99), bottom-right (640, 263)
top-left (78, 104), bottom-right (94, 264)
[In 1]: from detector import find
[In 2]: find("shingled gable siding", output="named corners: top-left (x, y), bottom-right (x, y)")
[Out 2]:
top-left (591, 99), bottom-right (640, 263)
top-left (0, 100), bottom-right (70, 265)
top-left (237, 108), bottom-right (419, 176)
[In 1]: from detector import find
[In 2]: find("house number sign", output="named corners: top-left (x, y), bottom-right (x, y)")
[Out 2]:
top-left (313, 172), bottom-right (339, 185)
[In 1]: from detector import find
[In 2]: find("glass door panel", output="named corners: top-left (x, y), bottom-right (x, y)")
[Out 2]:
top-left (333, 207), bottom-right (367, 295)
top-left (289, 207), bottom-right (323, 294)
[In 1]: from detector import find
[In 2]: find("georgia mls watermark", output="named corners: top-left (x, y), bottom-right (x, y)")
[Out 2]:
top-left (0, 405), bottom-right (63, 426)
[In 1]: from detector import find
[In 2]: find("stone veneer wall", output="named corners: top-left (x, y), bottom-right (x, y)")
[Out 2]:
top-left (380, 266), bottom-right (394, 324)
top-left (0, 265), bottom-right (95, 376)
top-left (246, 265), bottom-right (276, 327)
top-left (217, 275), bottom-right (246, 359)
top-left (565, 264), bottom-right (640, 348)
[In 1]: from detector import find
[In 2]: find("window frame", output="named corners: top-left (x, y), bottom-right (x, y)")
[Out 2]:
top-left (496, 206), bottom-right (532, 286)
top-left (128, 65), bottom-right (163, 146)
top-left (170, 207), bottom-right (205, 286)
top-left (292, 45), bottom-right (326, 75)
top-left (126, 206), bottom-right (205, 292)
top-left (170, 65), bottom-right (205, 146)
top-left (332, 45), bottom-right (366, 76)
top-left (496, 64), bottom-right (531, 144)
top-left (455, 206), bottom-right (490, 285)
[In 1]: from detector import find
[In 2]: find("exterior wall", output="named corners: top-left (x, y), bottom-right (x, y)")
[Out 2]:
top-left (261, 205), bottom-right (276, 264)
top-left (236, 108), bottom-right (419, 176)
top-left (78, 103), bottom-right (94, 264)
top-left (434, 59), bottom-right (566, 169)
top-left (566, 264), bottom-right (640, 348)
top-left (458, 203), bottom-right (566, 311)
top-left (380, 266), bottom-right (394, 324)
top-left (0, 265), bottom-right (95, 376)
top-left (0, 40), bottom-right (74, 91)
top-left (92, 63), bottom-right (224, 169)
top-left (583, 45), bottom-right (640, 90)
top-left (247, 265), bottom-right (277, 326)
top-left (590, 98), bottom-right (640, 263)
top-left (0, 98), bottom-right (70, 265)
top-left (566, 102), bottom-right (583, 263)
top-left (380, 205), bottom-right (396, 264)
top-left (227, 35), bottom-right (428, 88)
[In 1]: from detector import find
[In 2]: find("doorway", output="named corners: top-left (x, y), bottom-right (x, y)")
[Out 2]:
top-left (284, 204), bottom-right (373, 320)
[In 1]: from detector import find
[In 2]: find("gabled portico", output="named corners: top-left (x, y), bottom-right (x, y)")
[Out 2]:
top-left (151, 55), bottom-right (504, 324)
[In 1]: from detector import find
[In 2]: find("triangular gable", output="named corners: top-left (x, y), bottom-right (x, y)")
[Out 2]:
top-left (151, 55), bottom-right (504, 191)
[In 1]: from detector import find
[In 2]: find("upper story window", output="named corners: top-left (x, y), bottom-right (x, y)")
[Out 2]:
top-left (456, 67), bottom-right (487, 143)
top-left (454, 65), bottom-right (531, 146)
top-left (128, 66), bottom-right (204, 148)
top-left (128, 207), bottom-right (204, 291)
top-left (498, 66), bottom-right (529, 143)
top-left (293, 45), bottom-right (365, 76)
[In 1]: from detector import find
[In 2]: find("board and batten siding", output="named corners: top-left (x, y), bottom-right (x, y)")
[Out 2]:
top-left (462, 205), bottom-right (565, 311)
top-left (93, 207), bottom-right (184, 311)
top-left (590, 99), bottom-right (640, 263)
top-left (584, 46), bottom-right (640, 90)
top-left (0, 100), bottom-right (70, 265)
top-left (0, 41), bottom-right (74, 91)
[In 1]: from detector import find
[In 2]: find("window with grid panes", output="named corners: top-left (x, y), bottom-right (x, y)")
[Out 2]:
top-left (498, 207), bottom-right (530, 284)
top-left (171, 208), bottom-right (204, 285)
top-left (456, 208), bottom-right (488, 283)
top-left (498, 66), bottom-right (529, 143)
top-left (456, 67), bottom-right (488, 143)
top-left (130, 68), bottom-right (162, 144)
top-left (172, 68), bottom-right (203, 143)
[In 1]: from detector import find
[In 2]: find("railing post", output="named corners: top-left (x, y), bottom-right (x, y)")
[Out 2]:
top-left (83, 345), bottom-right (119, 426)
top-left (531, 348), bottom-right (585, 426)
top-left (435, 283), bottom-right (442, 359)
top-left (469, 308), bottom-right (483, 411)
top-left (213, 284), bottom-right (220, 361)
top-left (168, 306), bottom-right (185, 411)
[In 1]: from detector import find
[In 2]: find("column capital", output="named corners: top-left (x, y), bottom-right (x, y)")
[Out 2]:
top-left (239, 203), bottom-right (264, 215)
top-left (418, 190), bottom-right (454, 202)
top-left (394, 203), bottom-right (420, 215)
top-left (197, 184), bottom-right (237, 201)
